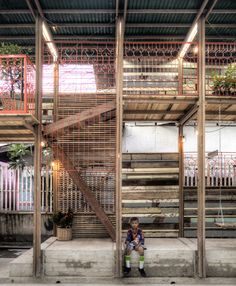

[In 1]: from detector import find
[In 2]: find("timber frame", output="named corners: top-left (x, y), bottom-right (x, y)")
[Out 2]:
top-left (1, 0), bottom-right (236, 281)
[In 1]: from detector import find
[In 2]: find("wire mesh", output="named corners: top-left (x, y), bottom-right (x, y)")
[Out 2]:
top-left (45, 42), bottom-right (116, 215)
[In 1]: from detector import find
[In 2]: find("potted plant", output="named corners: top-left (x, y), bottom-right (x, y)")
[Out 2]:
top-left (52, 209), bottom-right (73, 241)
top-left (212, 64), bottom-right (236, 96)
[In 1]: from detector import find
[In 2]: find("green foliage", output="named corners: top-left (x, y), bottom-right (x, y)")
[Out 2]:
top-left (52, 209), bottom-right (73, 228)
top-left (8, 144), bottom-right (30, 170)
top-left (212, 64), bottom-right (236, 95)
top-left (0, 43), bottom-right (22, 55)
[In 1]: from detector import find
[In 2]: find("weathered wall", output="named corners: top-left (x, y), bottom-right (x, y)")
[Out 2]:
top-left (0, 213), bottom-right (53, 242)
top-left (123, 124), bottom-right (236, 153)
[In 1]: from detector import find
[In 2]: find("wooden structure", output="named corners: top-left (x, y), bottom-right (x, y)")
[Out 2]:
top-left (1, 0), bottom-right (236, 280)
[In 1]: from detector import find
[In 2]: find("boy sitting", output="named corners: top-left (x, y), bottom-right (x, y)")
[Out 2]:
top-left (124, 217), bottom-right (147, 277)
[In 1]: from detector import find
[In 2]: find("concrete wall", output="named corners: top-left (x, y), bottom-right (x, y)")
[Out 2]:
top-left (123, 124), bottom-right (236, 153)
top-left (0, 213), bottom-right (53, 242)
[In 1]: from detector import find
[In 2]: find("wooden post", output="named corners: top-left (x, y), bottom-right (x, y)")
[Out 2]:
top-left (178, 124), bottom-right (184, 237)
top-left (53, 61), bottom-right (59, 236)
top-left (115, 15), bottom-right (124, 278)
top-left (52, 160), bottom-right (58, 236)
top-left (33, 15), bottom-right (43, 277)
top-left (197, 15), bottom-right (206, 278)
top-left (53, 62), bottom-right (59, 122)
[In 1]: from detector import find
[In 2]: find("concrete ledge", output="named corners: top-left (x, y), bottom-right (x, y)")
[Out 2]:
top-left (8, 237), bottom-right (236, 278)
top-left (44, 238), bottom-right (114, 277)
top-left (9, 237), bottom-right (56, 277)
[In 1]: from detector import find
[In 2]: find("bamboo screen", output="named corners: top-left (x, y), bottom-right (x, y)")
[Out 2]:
top-left (45, 43), bottom-right (116, 236)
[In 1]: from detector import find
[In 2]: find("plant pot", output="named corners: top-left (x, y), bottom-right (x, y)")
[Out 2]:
top-left (57, 227), bottom-right (72, 241)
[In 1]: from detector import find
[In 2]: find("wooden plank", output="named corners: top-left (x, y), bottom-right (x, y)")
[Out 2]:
top-left (215, 223), bottom-right (236, 229)
top-left (44, 101), bottom-right (116, 135)
top-left (122, 167), bottom-right (179, 174)
top-left (122, 190), bottom-right (179, 200)
top-left (54, 146), bottom-right (115, 241)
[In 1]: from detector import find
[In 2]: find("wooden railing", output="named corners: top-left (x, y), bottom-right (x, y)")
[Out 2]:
top-left (184, 152), bottom-right (236, 187)
top-left (0, 163), bottom-right (53, 212)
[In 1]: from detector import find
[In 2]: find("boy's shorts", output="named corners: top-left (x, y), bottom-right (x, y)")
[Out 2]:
top-left (126, 241), bottom-right (145, 251)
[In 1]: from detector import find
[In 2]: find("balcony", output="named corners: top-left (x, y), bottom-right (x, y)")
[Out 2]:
top-left (0, 55), bottom-right (37, 142)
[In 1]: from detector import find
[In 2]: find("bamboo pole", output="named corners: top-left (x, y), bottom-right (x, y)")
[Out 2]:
top-left (197, 15), bottom-right (206, 278)
top-left (33, 15), bottom-right (43, 277)
top-left (115, 16), bottom-right (124, 278)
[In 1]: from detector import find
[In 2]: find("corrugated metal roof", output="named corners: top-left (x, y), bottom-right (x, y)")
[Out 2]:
top-left (40, 0), bottom-right (115, 9)
top-left (126, 13), bottom-right (195, 24)
top-left (126, 0), bottom-right (203, 9)
top-left (0, 0), bottom-right (236, 46)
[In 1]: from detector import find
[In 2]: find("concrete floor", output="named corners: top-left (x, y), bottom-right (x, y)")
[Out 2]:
top-left (4, 238), bottom-right (236, 282)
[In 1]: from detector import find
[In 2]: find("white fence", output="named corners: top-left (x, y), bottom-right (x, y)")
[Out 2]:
top-left (0, 163), bottom-right (53, 212)
top-left (185, 152), bottom-right (236, 187)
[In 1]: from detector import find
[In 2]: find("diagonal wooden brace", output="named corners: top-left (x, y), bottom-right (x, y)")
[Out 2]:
top-left (53, 146), bottom-right (116, 241)
top-left (44, 101), bottom-right (116, 135)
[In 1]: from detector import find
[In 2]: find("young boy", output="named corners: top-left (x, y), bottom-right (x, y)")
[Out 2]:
top-left (124, 217), bottom-right (147, 277)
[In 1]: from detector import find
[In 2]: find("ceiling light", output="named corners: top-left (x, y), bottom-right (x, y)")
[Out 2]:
top-left (42, 22), bottom-right (58, 62)
top-left (179, 23), bottom-right (198, 59)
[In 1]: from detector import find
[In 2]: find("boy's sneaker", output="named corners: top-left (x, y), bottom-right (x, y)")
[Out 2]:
top-left (138, 268), bottom-right (147, 277)
top-left (124, 267), bottom-right (131, 276)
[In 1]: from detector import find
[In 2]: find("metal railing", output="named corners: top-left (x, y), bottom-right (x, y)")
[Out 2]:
top-left (0, 54), bottom-right (35, 114)
top-left (184, 152), bottom-right (236, 187)
top-left (0, 163), bottom-right (53, 212)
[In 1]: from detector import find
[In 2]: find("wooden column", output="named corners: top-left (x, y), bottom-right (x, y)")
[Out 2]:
top-left (115, 15), bottom-right (124, 278)
top-left (33, 15), bottom-right (43, 277)
top-left (53, 62), bottom-right (59, 122)
top-left (52, 61), bottom-right (59, 236)
top-left (178, 124), bottom-right (184, 237)
top-left (197, 15), bottom-right (206, 278)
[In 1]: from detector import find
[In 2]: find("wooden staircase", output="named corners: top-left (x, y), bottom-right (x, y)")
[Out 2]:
top-left (122, 153), bottom-right (179, 238)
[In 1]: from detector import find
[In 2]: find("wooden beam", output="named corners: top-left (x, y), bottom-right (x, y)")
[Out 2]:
top-left (44, 101), bottom-right (116, 135)
top-left (178, 104), bottom-right (198, 126)
top-left (197, 16), bottom-right (206, 278)
top-left (33, 15), bottom-right (42, 278)
top-left (21, 120), bottom-right (36, 134)
top-left (54, 146), bottom-right (115, 241)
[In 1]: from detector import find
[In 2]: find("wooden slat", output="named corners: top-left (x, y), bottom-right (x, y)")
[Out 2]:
top-left (44, 101), bottom-right (116, 135)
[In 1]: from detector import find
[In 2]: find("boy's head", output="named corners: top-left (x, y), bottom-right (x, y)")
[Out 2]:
top-left (130, 217), bottom-right (139, 229)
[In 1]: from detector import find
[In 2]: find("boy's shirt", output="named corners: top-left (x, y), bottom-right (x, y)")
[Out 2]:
top-left (126, 228), bottom-right (144, 246)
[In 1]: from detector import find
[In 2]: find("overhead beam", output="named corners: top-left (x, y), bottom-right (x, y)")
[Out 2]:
top-left (124, 109), bottom-right (236, 116)
top-left (1, 23), bottom-right (236, 29)
top-left (54, 146), bottom-right (115, 241)
top-left (1, 9), bottom-right (236, 14)
top-left (2, 34), bottom-right (236, 41)
top-left (44, 101), bottom-right (116, 136)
